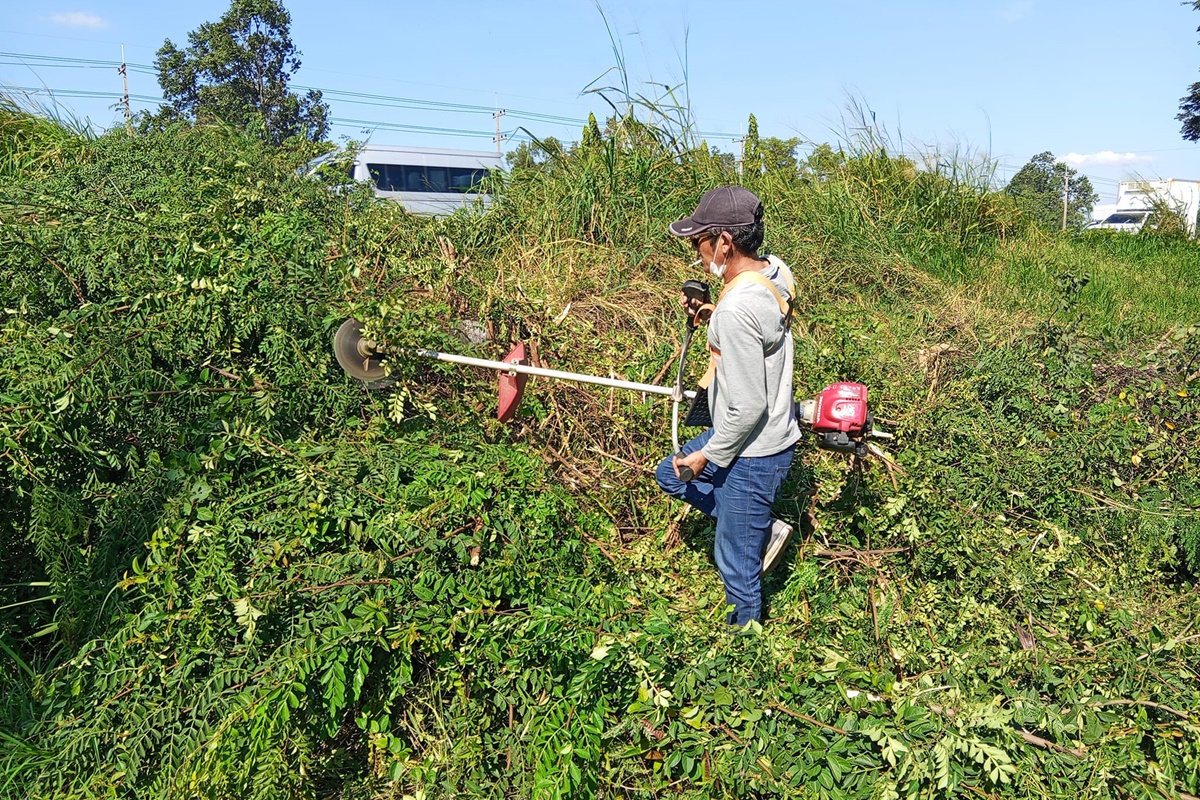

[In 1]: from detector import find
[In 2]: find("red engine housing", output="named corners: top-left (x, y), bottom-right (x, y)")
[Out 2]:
top-left (812, 381), bottom-right (870, 436)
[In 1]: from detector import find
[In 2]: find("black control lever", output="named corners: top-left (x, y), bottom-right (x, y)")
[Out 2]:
top-left (681, 279), bottom-right (711, 329)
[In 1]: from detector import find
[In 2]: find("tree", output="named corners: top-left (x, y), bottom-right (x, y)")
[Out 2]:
top-left (150, 0), bottom-right (328, 143)
top-left (1004, 151), bottom-right (1097, 231)
top-left (581, 113), bottom-right (603, 149)
top-left (758, 135), bottom-right (801, 175)
top-left (1179, 1), bottom-right (1200, 140)
top-left (504, 137), bottom-right (564, 171)
top-left (698, 142), bottom-right (737, 173)
top-left (799, 143), bottom-right (846, 184)
top-left (740, 114), bottom-right (801, 177)
top-left (743, 114), bottom-right (762, 176)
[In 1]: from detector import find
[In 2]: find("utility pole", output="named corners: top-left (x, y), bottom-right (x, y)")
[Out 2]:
top-left (493, 107), bottom-right (506, 156)
top-left (1062, 169), bottom-right (1070, 231)
top-left (118, 44), bottom-right (131, 133)
top-left (732, 136), bottom-right (745, 176)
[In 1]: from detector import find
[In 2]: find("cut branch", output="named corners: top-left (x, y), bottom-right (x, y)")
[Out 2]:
top-left (1015, 727), bottom-right (1086, 759)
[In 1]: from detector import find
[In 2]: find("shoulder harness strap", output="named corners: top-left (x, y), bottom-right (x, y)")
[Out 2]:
top-left (719, 268), bottom-right (794, 328)
top-left (695, 268), bottom-right (795, 391)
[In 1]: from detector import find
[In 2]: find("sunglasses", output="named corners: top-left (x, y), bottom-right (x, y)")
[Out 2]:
top-left (690, 232), bottom-right (717, 252)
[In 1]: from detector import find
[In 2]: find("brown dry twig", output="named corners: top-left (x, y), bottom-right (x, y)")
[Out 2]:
top-left (1015, 728), bottom-right (1086, 758)
top-left (1088, 699), bottom-right (1193, 720)
top-left (811, 546), bottom-right (909, 570)
top-left (580, 531), bottom-right (618, 563)
top-left (587, 446), bottom-right (655, 475)
top-left (1068, 487), bottom-right (1196, 519)
top-left (931, 702), bottom-right (1087, 759)
top-left (768, 703), bottom-right (850, 736)
top-left (650, 342), bottom-right (682, 386)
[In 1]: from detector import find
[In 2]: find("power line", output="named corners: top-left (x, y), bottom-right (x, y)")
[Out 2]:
top-left (1, 52), bottom-right (581, 123)
top-left (0, 50), bottom-right (742, 140)
top-left (6, 48), bottom-right (1198, 158)
top-left (3, 77), bottom-right (1123, 181)
top-left (331, 117), bottom-right (529, 141)
top-left (8, 83), bottom-right (742, 145)
top-left (11, 84), bottom-right (535, 142)
top-left (0, 51), bottom-right (157, 76)
top-left (12, 86), bottom-right (162, 104)
top-left (22, 48), bottom-right (1182, 171)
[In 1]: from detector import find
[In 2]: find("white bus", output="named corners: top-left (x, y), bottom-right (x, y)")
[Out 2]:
top-left (310, 145), bottom-right (503, 216)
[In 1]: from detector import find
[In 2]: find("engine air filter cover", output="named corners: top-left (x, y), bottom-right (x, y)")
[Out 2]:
top-left (812, 381), bottom-right (869, 436)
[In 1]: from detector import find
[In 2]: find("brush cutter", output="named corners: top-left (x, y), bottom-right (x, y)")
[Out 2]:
top-left (332, 288), bottom-right (892, 464)
top-left (332, 317), bottom-right (696, 424)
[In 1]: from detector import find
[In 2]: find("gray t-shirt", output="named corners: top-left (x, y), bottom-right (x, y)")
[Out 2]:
top-left (699, 254), bottom-right (802, 467)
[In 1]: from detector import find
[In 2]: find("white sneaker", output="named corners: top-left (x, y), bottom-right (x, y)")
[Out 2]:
top-left (761, 518), bottom-right (793, 576)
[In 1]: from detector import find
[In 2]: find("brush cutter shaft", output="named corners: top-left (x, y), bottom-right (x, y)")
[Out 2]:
top-left (413, 349), bottom-right (696, 399)
top-left (668, 280), bottom-right (710, 483)
top-left (671, 316), bottom-right (699, 482)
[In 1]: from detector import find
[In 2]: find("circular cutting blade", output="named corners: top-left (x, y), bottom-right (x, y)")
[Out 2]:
top-left (333, 318), bottom-right (390, 386)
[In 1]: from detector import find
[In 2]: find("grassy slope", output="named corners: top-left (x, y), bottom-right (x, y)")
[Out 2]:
top-left (0, 111), bottom-right (1197, 799)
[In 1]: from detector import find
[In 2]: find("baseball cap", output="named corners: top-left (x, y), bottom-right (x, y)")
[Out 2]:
top-left (668, 185), bottom-right (763, 237)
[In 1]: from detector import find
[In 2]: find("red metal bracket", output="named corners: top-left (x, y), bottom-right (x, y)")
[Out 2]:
top-left (497, 342), bottom-right (529, 423)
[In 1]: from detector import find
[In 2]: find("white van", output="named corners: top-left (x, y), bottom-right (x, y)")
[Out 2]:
top-left (311, 145), bottom-right (503, 216)
top-left (1087, 209), bottom-right (1152, 234)
top-left (1087, 179), bottom-right (1200, 237)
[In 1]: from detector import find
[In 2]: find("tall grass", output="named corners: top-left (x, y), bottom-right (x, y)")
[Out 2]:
top-left (0, 89), bottom-right (93, 180)
top-left (948, 233), bottom-right (1200, 341)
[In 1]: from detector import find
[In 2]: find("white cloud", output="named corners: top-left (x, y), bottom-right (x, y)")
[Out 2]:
top-left (1062, 151), bottom-right (1155, 167)
top-left (1000, 2), bottom-right (1034, 23)
top-left (50, 12), bottom-right (108, 28)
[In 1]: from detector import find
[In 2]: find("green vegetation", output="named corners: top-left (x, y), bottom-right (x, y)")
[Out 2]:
top-left (1, 95), bottom-right (1198, 800)
top-left (1004, 151), bottom-right (1098, 232)
top-left (743, 113), bottom-right (802, 177)
top-left (147, 0), bottom-right (329, 143)
top-left (1178, 0), bottom-right (1200, 140)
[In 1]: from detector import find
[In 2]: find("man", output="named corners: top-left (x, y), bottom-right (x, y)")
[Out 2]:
top-left (656, 185), bottom-right (801, 627)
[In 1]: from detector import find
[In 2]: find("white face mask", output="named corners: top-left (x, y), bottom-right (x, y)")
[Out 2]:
top-left (691, 236), bottom-right (727, 278)
top-left (708, 240), bottom-right (728, 279)
top-left (708, 259), bottom-right (727, 279)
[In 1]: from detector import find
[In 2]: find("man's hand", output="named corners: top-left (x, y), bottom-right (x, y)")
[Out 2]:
top-left (673, 450), bottom-right (708, 480)
top-left (679, 291), bottom-right (713, 324)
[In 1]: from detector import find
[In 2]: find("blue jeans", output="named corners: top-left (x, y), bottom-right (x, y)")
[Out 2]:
top-left (656, 429), bottom-right (795, 626)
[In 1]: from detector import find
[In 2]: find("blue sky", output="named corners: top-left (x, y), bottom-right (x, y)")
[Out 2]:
top-left (2, 1), bottom-right (1198, 202)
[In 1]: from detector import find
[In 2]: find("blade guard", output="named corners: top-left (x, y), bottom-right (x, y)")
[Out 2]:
top-left (812, 381), bottom-right (869, 436)
top-left (497, 342), bottom-right (529, 423)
